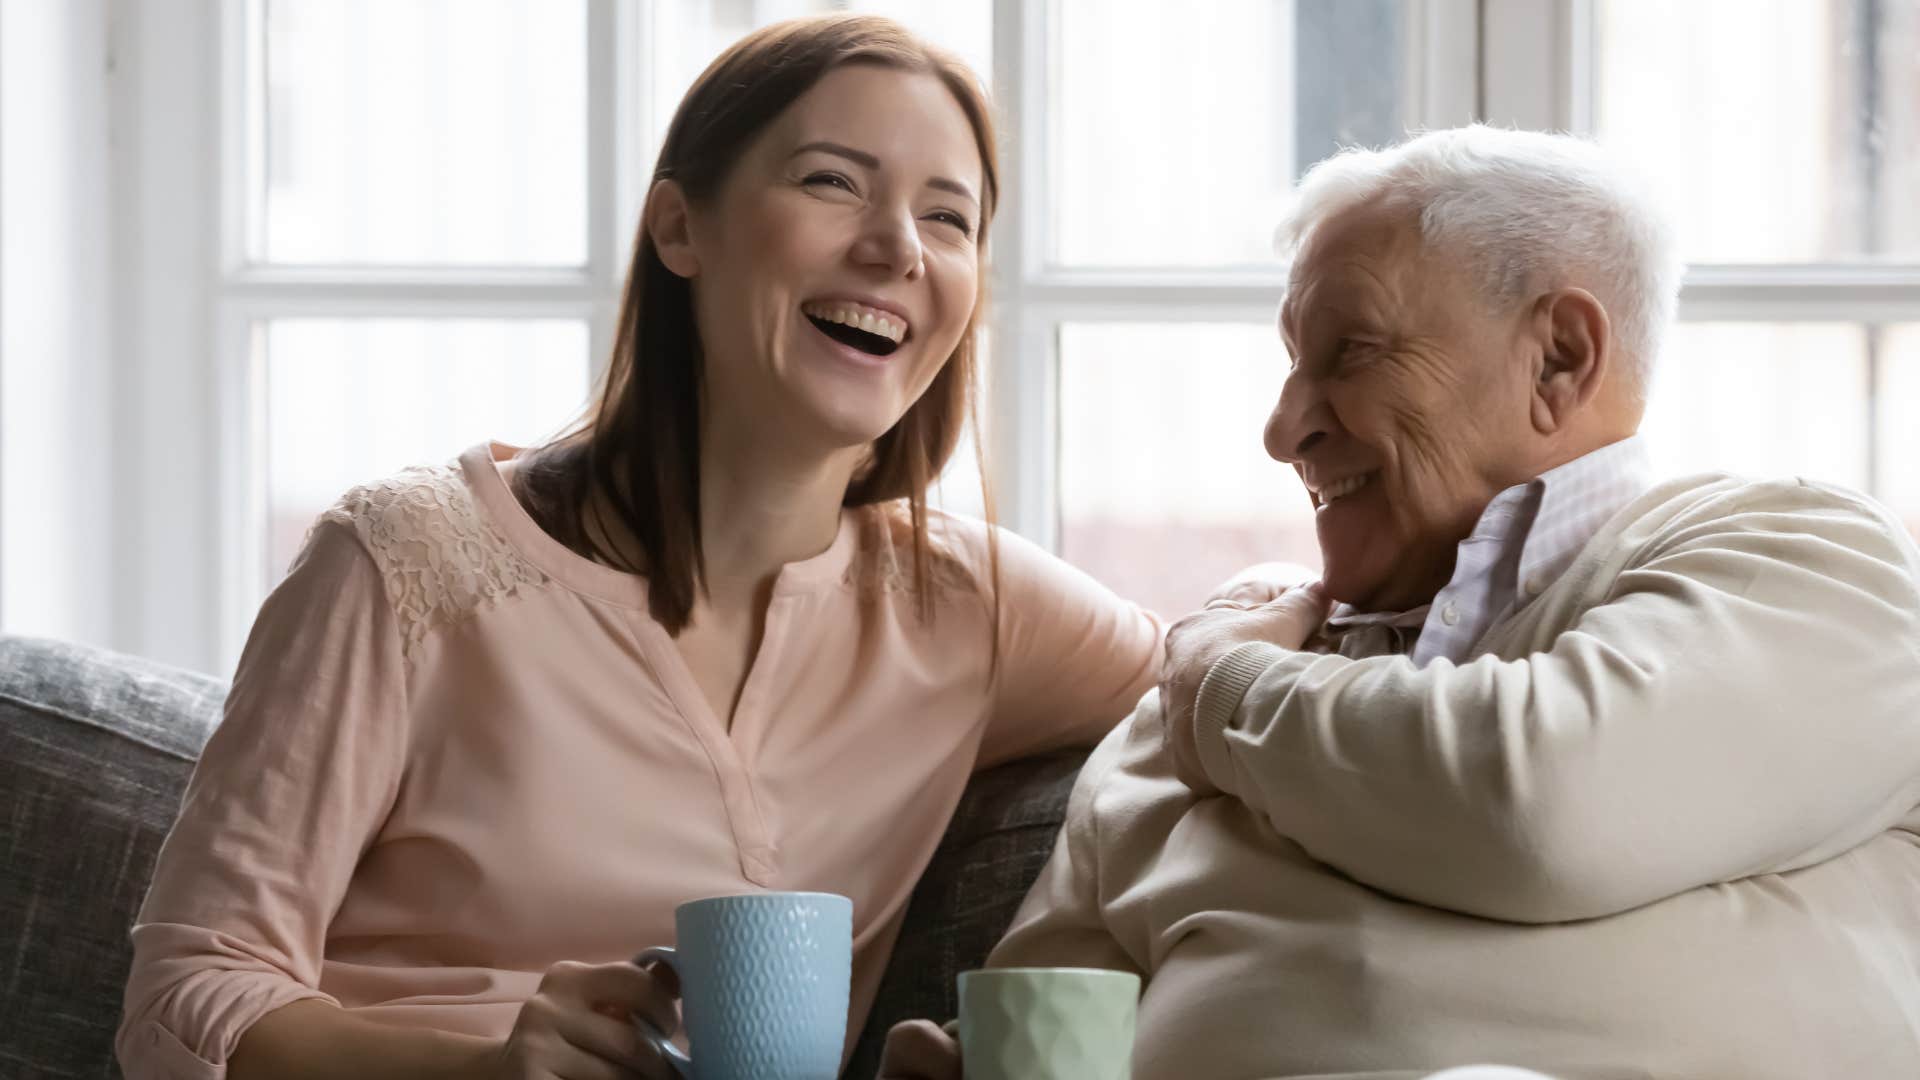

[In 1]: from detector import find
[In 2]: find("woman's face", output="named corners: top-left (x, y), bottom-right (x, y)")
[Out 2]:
top-left (657, 63), bottom-right (985, 456)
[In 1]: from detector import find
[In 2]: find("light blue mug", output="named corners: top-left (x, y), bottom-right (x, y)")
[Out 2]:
top-left (633, 891), bottom-right (852, 1080)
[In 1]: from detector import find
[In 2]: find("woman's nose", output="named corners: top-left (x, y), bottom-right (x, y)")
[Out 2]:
top-left (852, 206), bottom-right (924, 279)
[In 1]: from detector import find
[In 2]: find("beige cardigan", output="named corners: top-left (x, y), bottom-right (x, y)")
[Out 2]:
top-left (992, 475), bottom-right (1920, 1079)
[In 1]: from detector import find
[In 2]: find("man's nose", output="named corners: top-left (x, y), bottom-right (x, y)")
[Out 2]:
top-left (1265, 369), bottom-right (1331, 464)
top-left (851, 204), bottom-right (925, 279)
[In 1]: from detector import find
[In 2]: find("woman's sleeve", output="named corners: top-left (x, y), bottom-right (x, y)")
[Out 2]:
top-left (116, 520), bottom-right (411, 1079)
top-left (977, 526), bottom-right (1165, 769)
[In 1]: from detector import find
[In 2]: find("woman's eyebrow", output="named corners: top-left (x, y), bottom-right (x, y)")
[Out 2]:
top-left (791, 140), bottom-right (979, 208)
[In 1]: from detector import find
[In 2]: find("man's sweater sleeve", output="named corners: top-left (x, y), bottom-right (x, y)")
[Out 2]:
top-left (1188, 479), bottom-right (1920, 924)
top-left (988, 710), bottom-right (1147, 976)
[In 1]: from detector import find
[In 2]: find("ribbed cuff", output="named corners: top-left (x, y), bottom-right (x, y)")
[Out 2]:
top-left (1191, 641), bottom-right (1288, 787)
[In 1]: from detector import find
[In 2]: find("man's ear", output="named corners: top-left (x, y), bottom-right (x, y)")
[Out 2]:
top-left (646, 179), bottom-right (700, 279)
top-left (1529, 287), bottom-right (1610, 434)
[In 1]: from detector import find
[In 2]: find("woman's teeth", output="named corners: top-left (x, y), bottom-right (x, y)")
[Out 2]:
top-left (1319, 472), bottom-right (1374, 506)
top-left (801, 302), bottom-right (906, 345)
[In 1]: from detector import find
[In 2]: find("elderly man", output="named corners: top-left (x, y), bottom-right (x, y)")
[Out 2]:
top-left (882, 125), bottom-right (1920, 1078)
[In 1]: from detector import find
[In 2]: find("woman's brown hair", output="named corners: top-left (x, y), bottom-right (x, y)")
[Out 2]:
top-left (514, 14), bottom-right (1000, 634)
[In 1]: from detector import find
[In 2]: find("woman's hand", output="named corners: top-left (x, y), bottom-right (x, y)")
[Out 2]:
top-left (483, 959), bottom-right (683, 1079)
top-left (879, 1019), bottom-right (962, 1080)
top-left (1202, 560), bottom-right (1319, 609)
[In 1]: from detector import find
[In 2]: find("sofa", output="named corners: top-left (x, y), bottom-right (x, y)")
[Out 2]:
top-left (0, 634), bottom-right (1085, 1079)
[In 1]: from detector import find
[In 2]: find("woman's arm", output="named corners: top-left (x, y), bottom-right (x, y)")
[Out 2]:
top-left (117, 521), bottom-right (413, 1078)
top-left (229, 1000), bottom-right (494, 1080)
top-left (230, 960), bottom-right (679, 1080)
top-left (976, 525), bottom-right (1165, 767)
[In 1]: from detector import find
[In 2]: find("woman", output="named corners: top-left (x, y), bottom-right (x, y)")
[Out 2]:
top-left (116, 14), bottom-right (1162, 1080)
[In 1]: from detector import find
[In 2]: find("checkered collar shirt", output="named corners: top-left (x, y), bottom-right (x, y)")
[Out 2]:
top-left (1322, 435), bottom-right (1655, 666)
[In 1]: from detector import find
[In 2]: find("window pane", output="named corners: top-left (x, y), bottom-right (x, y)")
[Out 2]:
top-left (262, 0), bottom-right (587, 266)
top-left (1052, 0), bottom-right (1413, 268)
top-left (929, 331), bottom-right (991, 520)
top-left (265, 319), bottom-right (592, 580)
top-left (647, 1), bottom-right (992, 161)
top-left (1642, 323), bottom-right (1869, 488)
top-left (1878, 325), bottom-right (1920, 541)
top-left (1592, 0), bottom-right (1920, 263)
top-left (1059, 323), bottom-right (1316, 621)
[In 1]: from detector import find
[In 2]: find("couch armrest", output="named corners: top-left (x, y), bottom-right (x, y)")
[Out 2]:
top-left (0, 635), bottom-right (225, 1078)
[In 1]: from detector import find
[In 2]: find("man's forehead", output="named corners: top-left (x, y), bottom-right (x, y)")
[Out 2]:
top-left (1283, 205), bottom-right (1422, 329)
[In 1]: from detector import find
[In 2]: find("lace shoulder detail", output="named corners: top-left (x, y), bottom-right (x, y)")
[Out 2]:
top-left (314, 461), bottom-right (549, 661)
top-left (848, 503), bottom-right (991, 607)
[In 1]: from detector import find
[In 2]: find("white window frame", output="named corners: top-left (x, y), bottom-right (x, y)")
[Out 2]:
top-left (104, 0), bottom-right (1481, 675)
top-left (1483, 0), bottom-right (1920, 498)
top-left (989, 0), bottom-right (1481, 553)
top-left (100, 0), bottom-right (1917, 675)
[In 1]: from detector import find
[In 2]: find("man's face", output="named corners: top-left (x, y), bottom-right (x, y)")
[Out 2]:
top-left (1266, 205), bottom-right (1542, 613)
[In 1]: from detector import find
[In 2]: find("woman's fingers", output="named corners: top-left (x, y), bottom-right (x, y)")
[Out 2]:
top-left (533, 960), bottom-right (681, 1069)
top-left (1205, 560), bottom-right (1320, 607)
top-left (548, 959), bottom-right (682, 1037)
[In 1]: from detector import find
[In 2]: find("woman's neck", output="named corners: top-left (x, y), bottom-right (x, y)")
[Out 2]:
top-left (692, 428), bottom-right (859, 611)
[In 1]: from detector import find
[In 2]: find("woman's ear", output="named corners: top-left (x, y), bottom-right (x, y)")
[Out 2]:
top-left (1529, 287), bottom-right (1611, 434)
top-left (646, 179), bottom-right (700, 279)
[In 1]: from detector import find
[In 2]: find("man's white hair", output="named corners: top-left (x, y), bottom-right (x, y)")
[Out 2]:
top-left (1276, 125), bottom-right (1682, 389)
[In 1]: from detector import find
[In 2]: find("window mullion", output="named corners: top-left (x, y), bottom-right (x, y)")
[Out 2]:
top-left (1411, 0), bottom-right (1481, 128)
top-left (990, 0), bottom-right (1054, 549)
top-left (1479, 0), bottom-right (1587, 130)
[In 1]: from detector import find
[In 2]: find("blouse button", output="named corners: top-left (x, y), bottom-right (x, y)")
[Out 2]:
top-left (1440, 601), bottom-right (1460, 626)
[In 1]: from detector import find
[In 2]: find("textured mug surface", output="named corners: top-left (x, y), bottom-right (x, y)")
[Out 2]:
top-left (635, 891), bottom-right (852, 1080)
top-left (958, 967), bottom-right (1139, 1080)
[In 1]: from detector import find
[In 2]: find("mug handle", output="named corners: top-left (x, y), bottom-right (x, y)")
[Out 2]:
top-left (632, 947), bottom-right (694, 1079)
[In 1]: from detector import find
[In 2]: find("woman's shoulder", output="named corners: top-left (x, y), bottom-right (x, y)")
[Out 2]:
top-left (848, 502), bottom-right (1098, 604)
top-left (304, 457), bottom-right (551, 654)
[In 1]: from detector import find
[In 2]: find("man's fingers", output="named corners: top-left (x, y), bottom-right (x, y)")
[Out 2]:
top-left (1246, 581), bottom-right (1330, 647)
top-left (879, 1019), bottom-right (963, 1080)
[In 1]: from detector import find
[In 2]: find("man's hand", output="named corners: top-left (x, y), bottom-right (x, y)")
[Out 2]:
top-left (879, 1019), bottom-right (960, 1080)
top-left (1160, 580), bottom-right (1330, 793)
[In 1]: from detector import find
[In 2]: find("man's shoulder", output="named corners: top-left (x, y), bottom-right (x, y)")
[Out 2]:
top-left (1611, 472), bottom-right (1917, 562)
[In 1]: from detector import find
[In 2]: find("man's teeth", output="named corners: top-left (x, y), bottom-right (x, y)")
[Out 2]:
top-left (802, 303), bottom-right (906, 344)
top-left (1319, 472), bottom-right (1373, 504)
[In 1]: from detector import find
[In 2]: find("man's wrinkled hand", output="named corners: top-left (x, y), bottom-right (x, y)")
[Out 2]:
top-left (1160, 581), bottom-right (1330, 792)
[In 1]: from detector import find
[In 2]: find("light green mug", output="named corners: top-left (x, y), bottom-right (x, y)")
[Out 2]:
top-left (956, 967), bottom-right (1139, 1080)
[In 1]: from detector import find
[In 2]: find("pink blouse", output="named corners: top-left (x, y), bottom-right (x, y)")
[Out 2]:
top-left (117, 442), bottom-right (1163, 1078)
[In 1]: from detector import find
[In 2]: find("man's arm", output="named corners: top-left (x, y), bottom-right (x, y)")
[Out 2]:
top-left (880, 703), bottom-right (1154, 1080)
top-left (988, 704), bottom-right (1148, 974)
top-left (1184, 479), bottom-right (1920, 924)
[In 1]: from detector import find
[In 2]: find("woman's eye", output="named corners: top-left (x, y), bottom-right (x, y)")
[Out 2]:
top-left (804, 172), bottom-right (856, 193)
top-left (926, 210), bottom-right (974, 237)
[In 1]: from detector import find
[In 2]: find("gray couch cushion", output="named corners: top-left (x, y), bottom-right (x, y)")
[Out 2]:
top-left (843, 750), bottom-right (1087, 1079)
top-left (0, 636), bottom-right (223, 1080)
